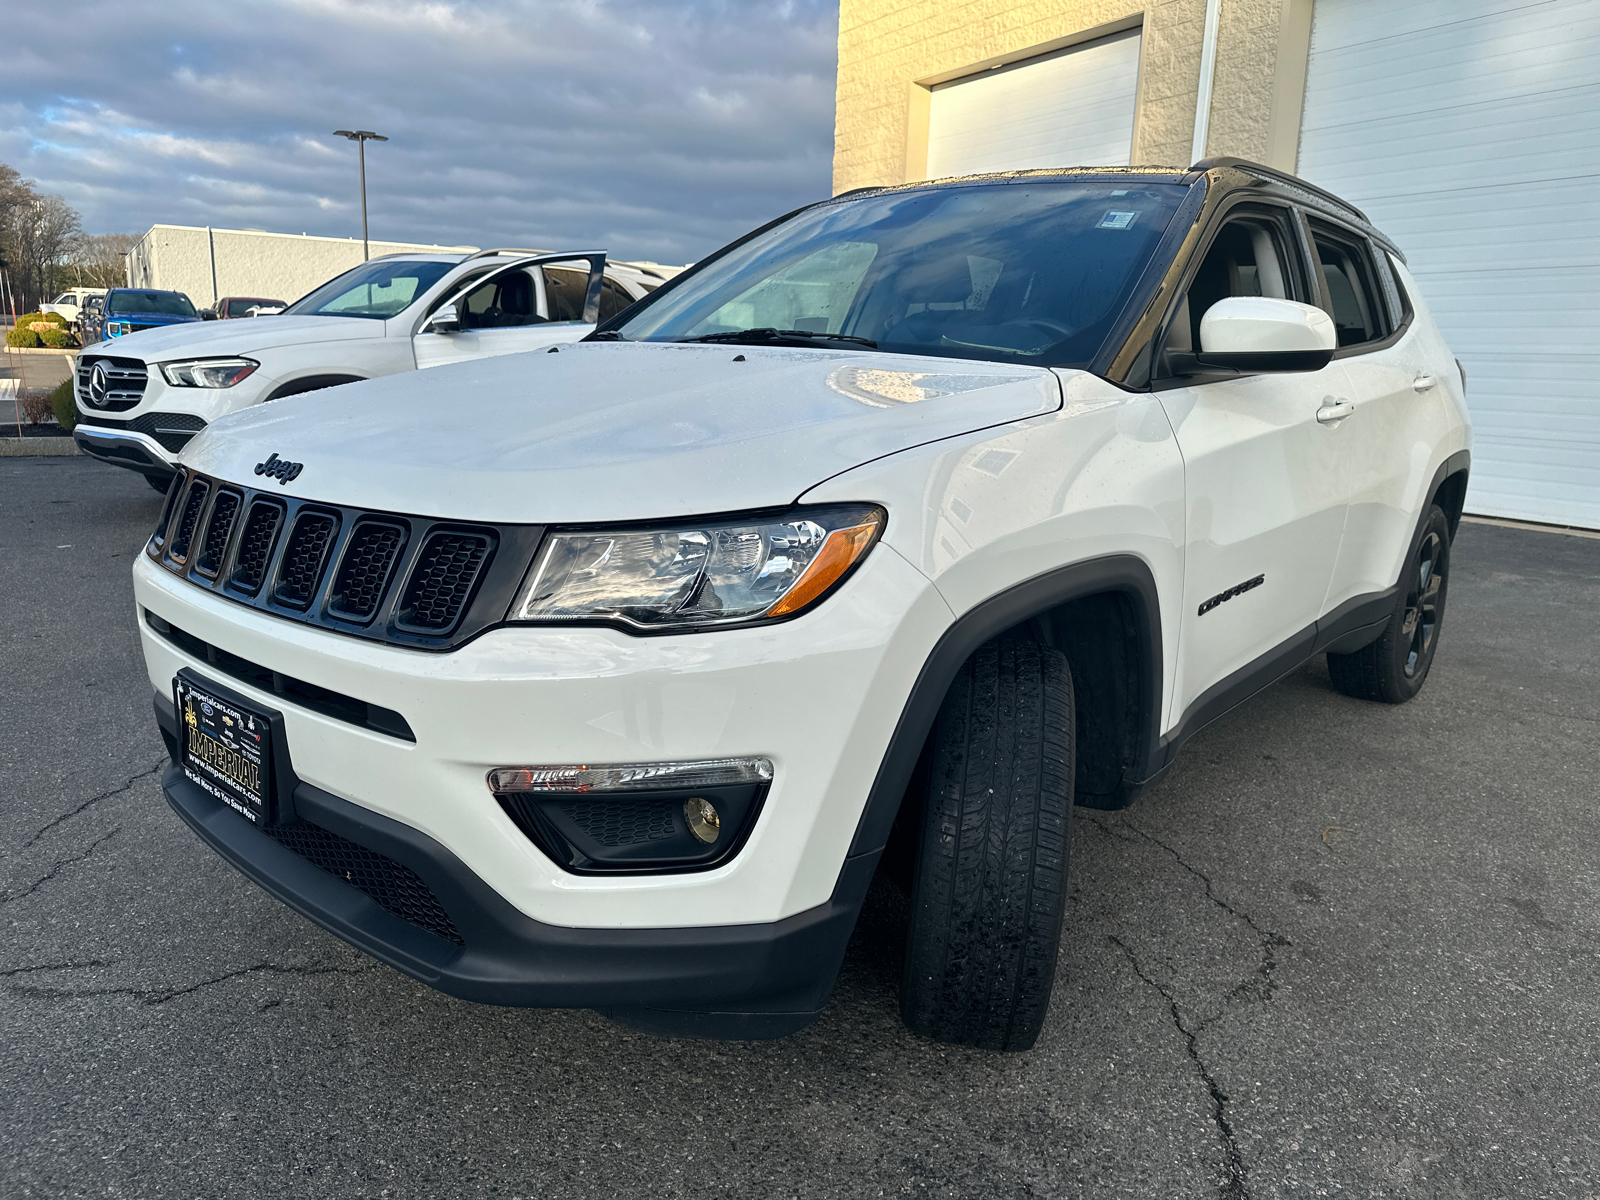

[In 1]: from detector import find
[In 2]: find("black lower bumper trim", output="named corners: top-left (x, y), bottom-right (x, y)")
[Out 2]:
top-left (156, 700), bottom-right (874, 1038)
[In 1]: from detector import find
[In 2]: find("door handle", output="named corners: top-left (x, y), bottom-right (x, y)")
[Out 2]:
top-left (1317, 398), bottom-right (1355, 424)
top-left (1413, 374), bottom-right (1436, 392)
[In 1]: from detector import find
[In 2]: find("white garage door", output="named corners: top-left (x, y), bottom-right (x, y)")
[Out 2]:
top-left (926, 28), bottom-right (1142, 178)
top-left (1298, 0), bottom-right (1600, 527)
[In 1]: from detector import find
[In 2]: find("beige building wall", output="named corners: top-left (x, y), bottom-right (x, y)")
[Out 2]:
top-left (834, 0), bottom-right (1314, 193)
top-left (125, 225), bottom-right (479, 309)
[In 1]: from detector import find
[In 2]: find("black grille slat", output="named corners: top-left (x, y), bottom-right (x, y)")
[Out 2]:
top-left (195, 491), bottom-right (241, 577)
top-left (151, 471), bottom-right (185, 548)
top-left (328, 522), bottom-right (407, 623)
top-left (263, 821), bottom-right (462, 944)
top-left (230, 502), bottom-right (284, 596)
top-left (167, 480), bottom-right (210, 562)
top-left (143, 611), bottom-right (414, 741)
top-left (273, 512), bottom-right (338, 610)
top-left (396, 532), bottom-right (491, 632)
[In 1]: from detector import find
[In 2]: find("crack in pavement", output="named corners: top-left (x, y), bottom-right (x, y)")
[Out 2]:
top-left (1, 829), bottom-right (121, 905)
top-left (5, 961), bottom-right (379, 1006)
top-left (1109, 935), bottom-right (1250, 1200)
top-left (1088, 816), bottom-right (1291, 1200)
top-left (0, 960), bottom-right (117, 977)
top-left (20, 759), bottom-right (166, 850)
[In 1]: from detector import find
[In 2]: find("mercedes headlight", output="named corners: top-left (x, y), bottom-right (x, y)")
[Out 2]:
top-left (160, 357), bottom-right (259, 388)
top-left (509, 504), bottom-right (885, 631)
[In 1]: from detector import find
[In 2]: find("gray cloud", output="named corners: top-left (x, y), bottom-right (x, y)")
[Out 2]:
top-left (0, 0), bottom-right (839, 264)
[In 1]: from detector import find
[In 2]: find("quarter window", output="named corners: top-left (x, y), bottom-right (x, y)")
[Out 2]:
top-left (1308, 220), bottom-right (1390, 349)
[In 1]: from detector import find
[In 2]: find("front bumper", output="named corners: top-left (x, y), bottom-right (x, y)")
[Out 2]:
top-left (136, 523), bottom-right (952, 939)
top-left (156, 692), bottom-right (875, 1037)
top-left (73, 424), bottom-right (177, 477)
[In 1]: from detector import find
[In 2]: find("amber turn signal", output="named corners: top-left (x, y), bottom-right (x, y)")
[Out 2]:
top-left (765, 521), bottom-right (880, 617)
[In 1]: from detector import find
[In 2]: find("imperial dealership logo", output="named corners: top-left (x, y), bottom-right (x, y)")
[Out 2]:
top-left (254, 453), bottom-right (304, 484)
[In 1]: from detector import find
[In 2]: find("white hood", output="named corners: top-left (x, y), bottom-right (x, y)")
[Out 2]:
top-left (179, 341), bottom-right (1062, 523)
top-left (89, 315), bottom-right (381, 358)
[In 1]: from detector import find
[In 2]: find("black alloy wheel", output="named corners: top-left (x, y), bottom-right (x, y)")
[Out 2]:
top-left (1402, 526), bottom-right (1446, 679)
top-left (1328, 503), bottom-right (1452, 704)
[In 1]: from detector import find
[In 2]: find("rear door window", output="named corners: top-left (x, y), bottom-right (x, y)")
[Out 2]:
top-left (542, 267), bottom-right (589, 322)
top-left (597, 278), bottom-right (636, 322)
top-left (1308, 219), bottom-right (1391, 349)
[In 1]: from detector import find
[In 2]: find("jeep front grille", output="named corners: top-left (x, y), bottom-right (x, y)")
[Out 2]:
top-left (146, 469), bottom-right (538, 651)
top-left (328, 521), bottom-right (407, 623)
top-left (396, 531), bottom-right (490, 633)
top-left (195, 490), bottom-right (241, 578)
top-left (274, 511), bottom-right (339, 609)
top-left (167, 478), bottom-right (210, 562)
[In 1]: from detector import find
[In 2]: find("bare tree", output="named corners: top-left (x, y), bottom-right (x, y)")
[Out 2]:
top-left (1, 191), bottom-right (82, 311)
top-left (64, 233), bottom-right (137, 289)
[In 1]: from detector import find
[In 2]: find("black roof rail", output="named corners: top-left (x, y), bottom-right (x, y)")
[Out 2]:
top-left (1188, 156), bottom-right (1368, 223)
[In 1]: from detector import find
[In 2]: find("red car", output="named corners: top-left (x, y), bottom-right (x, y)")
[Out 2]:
top-left (215, 296), bottom-right (286, 319)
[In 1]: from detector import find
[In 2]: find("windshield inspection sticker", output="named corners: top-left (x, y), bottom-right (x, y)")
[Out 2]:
top-left (1099, 210), bottom-right (1138, 230)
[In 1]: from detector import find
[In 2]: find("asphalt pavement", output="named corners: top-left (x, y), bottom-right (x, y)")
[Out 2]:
top-left (3, 455), bottom-right (1598, 1199)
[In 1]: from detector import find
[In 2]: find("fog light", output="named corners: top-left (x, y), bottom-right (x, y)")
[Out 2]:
top-left (684, 797), bottom-right (721, 844)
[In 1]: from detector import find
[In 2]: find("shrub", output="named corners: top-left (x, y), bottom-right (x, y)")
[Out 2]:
top-left (39, 327), bottom-right (77, 348)
top-left (50, 378), bottom-right (77, 432)
top-left (5, 326), bottom-right (42, 348)
top-left (20, 388), bottom-right (54, 424)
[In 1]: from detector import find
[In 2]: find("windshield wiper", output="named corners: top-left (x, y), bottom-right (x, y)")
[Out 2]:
top-left (674, 327), bottom-right (877, 349)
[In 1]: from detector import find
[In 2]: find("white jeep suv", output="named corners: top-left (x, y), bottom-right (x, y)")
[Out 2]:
top-left (73, 251), bottom-right (672, 490)
top-left (135, 159), bottom-right (1469, 1049)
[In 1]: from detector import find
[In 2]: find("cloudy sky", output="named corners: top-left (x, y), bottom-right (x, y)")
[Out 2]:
top-left (1, 0), bottom-right (839, 265)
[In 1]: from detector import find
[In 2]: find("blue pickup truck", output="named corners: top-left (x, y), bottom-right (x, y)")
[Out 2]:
top-left (85, 288), bottom-right (205, 342)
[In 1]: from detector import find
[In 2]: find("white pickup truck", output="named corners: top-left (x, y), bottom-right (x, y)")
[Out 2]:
top-left (72, 251), bottom-right (674, 489)
top-left (41, 287), bottom-right (108, 330)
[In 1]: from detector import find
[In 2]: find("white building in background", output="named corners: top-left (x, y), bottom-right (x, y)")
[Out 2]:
top-left (125, 225), bottom-right (479, 308)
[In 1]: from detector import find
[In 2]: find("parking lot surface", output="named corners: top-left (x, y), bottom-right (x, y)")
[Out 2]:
top-left (4, 455), bottom-right (1598, 1199)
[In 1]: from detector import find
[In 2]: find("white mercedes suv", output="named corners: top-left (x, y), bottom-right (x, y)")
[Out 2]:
top-left (73, 251), bottom-right (673, 490)
top-left (134, 159), bottom-right (1470, 1049)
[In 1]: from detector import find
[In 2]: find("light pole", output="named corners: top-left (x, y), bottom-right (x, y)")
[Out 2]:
top-left (333, 129), bottom-right (388, 260)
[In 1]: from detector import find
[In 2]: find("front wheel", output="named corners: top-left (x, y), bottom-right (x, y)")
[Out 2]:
top-left (900, 638), bottom-right (1074, 1051)
top-left (1328, 503), bottom-right (1452, 703)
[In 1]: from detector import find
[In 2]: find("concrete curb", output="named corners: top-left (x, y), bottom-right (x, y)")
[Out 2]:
top-left (0, 436), bottom-right (80, 457)
top-left (3, 346), bottom-right (79, 356)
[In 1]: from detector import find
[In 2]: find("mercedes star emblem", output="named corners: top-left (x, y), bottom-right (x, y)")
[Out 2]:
top-left (88, 361), bottom-right (110, 407)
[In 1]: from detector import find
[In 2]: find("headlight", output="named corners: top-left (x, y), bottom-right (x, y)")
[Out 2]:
top-left (160, 358), bottom-right (259, 388)
top-left (508, 504), bottom-right (885, 631)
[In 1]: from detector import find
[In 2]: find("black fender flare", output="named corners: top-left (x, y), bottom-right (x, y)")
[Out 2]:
top-left (844, 554), bottom-right (1165, 861)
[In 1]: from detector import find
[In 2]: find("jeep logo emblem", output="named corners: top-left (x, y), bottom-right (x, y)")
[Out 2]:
top-left (254, 453), bottom-right (304, 484)
top-left (88, 361), bottom-right (110, 408)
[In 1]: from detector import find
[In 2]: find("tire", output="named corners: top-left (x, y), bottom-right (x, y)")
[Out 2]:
top-left (900, 637), bottom-right (1075, 1051)
top-left (1328, 503), bottom-right (1452, 704)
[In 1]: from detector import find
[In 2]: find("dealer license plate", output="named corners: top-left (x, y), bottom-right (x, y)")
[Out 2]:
top-left (175, 675), bottom-right (273, 824)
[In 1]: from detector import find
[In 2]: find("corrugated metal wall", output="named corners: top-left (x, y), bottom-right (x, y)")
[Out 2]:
top-left (1298, 0), bottom-right (1600, 527)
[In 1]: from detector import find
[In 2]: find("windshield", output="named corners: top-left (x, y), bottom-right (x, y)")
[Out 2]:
top-left (284, 259), bottom-right (456, 320)
top-left (109, 290), bottom-right (197, 317)
top-left (616, 181), bottom-right (1185, 365)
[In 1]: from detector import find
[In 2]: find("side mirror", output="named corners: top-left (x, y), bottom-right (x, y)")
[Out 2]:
top-left (199, 308), bottom-right (218, 320)
top-left (1197, 297), bottom-right (1336, 372)
top-left (424, 302), bottom-right (461, 334)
